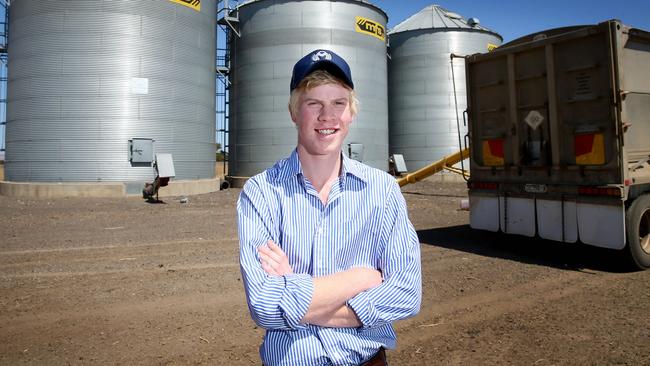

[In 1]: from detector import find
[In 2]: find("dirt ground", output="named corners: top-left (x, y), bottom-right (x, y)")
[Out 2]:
top-left (1, 179), bottom-right (649, 365)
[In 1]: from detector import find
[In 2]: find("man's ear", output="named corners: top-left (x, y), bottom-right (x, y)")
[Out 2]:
top-left (289, 109), bottom-right (298, 124)
top-left (349, 112), bottom-right (357, 124)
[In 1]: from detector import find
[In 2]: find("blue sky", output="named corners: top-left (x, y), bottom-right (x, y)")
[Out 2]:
top-left (373, 0), bottom-right (650, 43)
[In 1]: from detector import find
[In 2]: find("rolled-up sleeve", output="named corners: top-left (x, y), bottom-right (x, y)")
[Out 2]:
top-left (238, 178), bottom-right (314, 330)
top-left (347, 181), bottom-right (422, 328)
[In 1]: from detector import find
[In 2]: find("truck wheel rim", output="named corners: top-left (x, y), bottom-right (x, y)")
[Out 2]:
top-left (641, 208), bottom-right (650, 255)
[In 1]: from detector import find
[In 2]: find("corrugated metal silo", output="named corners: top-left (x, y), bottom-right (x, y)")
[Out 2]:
top-left (388, 5), bottom-right (502, 171)
top-left (6, 0), bottom-right (216, 187)
top-left (227, 0), bottom-right (388, 177)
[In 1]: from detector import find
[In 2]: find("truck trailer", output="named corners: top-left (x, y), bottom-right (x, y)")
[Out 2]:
top-left (465, 20), bottom-right (650, 269)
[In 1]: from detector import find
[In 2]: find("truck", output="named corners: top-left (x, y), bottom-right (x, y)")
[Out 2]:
top-left (465, 20), bottom-right (650, 269)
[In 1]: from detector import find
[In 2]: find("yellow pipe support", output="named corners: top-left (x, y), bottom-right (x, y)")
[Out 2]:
top-left (443, 165), bottom-right (470, 178)
top-left (396, 148), bottom-right (470, 187)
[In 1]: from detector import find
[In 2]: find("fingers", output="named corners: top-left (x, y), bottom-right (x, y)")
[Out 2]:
top-left (259, 251), bottom-right (278, 269)
top-left (266, 240), bottom-right (286, 256)
top-left (258, 240), bottom-right (293, 276)
top-left (259, 246), bottom-right (276, 263)
top-left (260, 240), bottom-right (288, 262)
top-left (260, 255), bottom-right (278, 275)
top-left (258, 250), bottom-right (272, 265)
top-left (258, 240), bottom-right (286, 276)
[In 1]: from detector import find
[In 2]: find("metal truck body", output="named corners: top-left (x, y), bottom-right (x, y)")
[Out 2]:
top-left (465, 20), bottom-right (650, 268)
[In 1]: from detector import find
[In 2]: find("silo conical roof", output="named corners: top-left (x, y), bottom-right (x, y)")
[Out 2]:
top-left (387, 4), bottom-right (503, 172)
top-left (389, 4), bottom-right (500, 38)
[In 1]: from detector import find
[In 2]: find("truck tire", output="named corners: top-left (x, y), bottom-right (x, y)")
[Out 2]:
top-left (626, 194), bottom-right (650, 270)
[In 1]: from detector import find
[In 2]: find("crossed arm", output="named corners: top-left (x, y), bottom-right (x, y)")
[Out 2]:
top-left (258, 240), bottom-right (382, 328)
top-left (238, 177), bottom-right (421, 331)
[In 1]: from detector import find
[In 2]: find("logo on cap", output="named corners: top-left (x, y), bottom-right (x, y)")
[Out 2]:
top-left (311, 51), bottom-right (333, 62)
top-left (290, 49), bottom-right (354, 91)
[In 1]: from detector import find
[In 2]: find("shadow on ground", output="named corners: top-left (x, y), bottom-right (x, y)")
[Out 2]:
top-left (417, 225), bottom-right (633, 273)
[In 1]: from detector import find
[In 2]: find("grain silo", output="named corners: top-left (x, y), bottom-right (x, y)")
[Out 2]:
top-left (226, 0), bottom-right (388, 177)
top-left (5, 0), bottom-right (216, 194)
top-left (388, 5), bottom-right (502, 171)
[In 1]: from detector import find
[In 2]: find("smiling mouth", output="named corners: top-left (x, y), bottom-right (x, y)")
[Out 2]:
top-left (317, 129), bottom-right (336, 135)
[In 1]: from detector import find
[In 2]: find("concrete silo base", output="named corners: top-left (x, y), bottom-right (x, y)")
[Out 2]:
top-left (0, 178), bottom-right (223, 199)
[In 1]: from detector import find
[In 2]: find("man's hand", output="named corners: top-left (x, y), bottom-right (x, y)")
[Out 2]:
top-left (258, 240), bottom-right (293, 276)
top-left (301, 267), bottom-right (383, 327)
top-left (258, 240), bottom-right (384, 327)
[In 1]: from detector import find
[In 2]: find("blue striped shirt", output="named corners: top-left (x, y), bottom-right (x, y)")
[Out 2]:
top-left (237, 149), bottom-right (422, 366)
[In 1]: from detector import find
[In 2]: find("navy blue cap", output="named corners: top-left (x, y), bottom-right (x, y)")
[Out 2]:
top-left (290, 49), bottom-right (354, 91)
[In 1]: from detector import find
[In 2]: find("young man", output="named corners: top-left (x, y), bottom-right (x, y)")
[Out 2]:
top-left (238, 49), bottom-right (421, 366)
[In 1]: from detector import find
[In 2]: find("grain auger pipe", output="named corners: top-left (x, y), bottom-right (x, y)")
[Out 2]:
top-left (396, 148), bottom-right (470, 187)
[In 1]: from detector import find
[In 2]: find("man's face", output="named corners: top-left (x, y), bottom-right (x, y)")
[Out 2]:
top-left (291, 83), bottom-right (354, 160)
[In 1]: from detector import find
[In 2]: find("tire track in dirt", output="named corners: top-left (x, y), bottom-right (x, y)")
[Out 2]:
top-left (0, 238), bottom-right (237, 256)
top-left (0, 290), bottom-right (259, 365)
top-left (0, 239), bottom-right (240, 277)
top-left (0, 262), bottom-right (242, 279)
top-left (393, 267), bottom-right (640, 363)
top-left (1, 290), bottom-right (247, 330)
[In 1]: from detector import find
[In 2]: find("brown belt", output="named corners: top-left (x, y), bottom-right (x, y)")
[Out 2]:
top-left (360, 348), bottom-right (387, 366)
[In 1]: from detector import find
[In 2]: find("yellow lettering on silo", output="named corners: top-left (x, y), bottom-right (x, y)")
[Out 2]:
top-left (169, 0), bottom-right (201, 12)
top-left (355, 16), bottom-right (385, 41)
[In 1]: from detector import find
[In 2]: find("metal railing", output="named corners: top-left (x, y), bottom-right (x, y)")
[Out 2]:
top-left (0, 1), bottom-right (8, 152)
top-left (215, 0), bottom-right (240, 174)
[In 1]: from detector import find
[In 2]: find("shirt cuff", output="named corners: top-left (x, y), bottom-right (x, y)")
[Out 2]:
top-left (278, 273), bottom-right (314, 329)
top-left (347, 290), bottom-right (379, 328)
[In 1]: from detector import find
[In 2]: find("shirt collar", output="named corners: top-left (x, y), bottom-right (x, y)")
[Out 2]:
top-left (340, 151), bottom-right (367, 183)
top-left (276, 149), bottom-right (303, 182)
top-left (275, 148), bottom-right (368, 184)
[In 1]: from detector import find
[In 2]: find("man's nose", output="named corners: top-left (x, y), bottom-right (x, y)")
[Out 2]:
top-left (319, 104), bottom-right (337, 120)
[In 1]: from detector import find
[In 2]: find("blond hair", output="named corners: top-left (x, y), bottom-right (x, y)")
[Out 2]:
top-left (288, 70), bottom-right (359, 118)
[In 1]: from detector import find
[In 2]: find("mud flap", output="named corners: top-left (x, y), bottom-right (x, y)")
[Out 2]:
top-left (577, 202), bottom-right (626, 249)
top-left (499, 196), bottom-right (536, 237)
top-left (537, 199), bottom-right (578, 243)
top-left (469, 194), bottom-right (500, 232)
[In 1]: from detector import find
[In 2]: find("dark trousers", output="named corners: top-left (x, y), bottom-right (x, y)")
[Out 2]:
top-left (360, 348), bottom-right (387, 366)
top-left (262, 348), bottom-right (387, 366)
